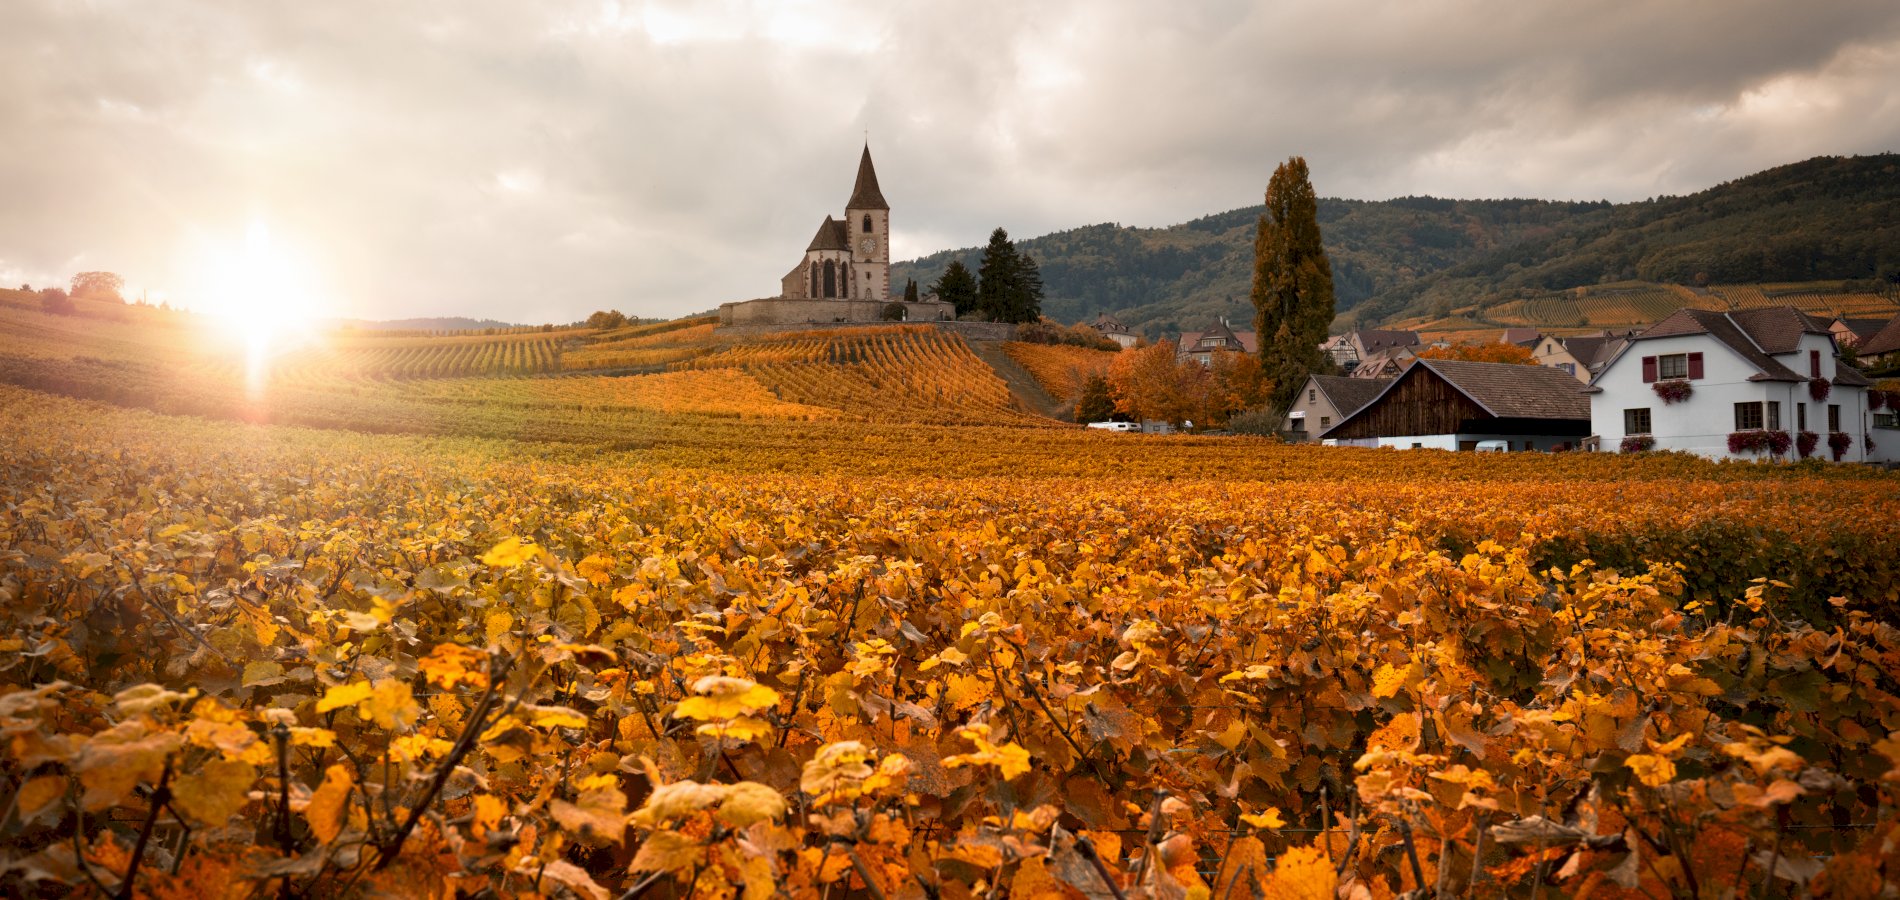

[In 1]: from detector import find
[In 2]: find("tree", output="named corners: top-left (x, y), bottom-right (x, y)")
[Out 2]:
top-left (70, 271), bottom-right (124, 303)
top-left (39, 287), bottom-right (75, 316)
top-left (1074, 375), bottom-right (1116, 423)
top-left (585, 310), bottom-right (629, 330)
top-left (1415, 342), bottom-right (1538, 365)
top-left (931, 261), bottom-right (978, 318)
top-left (880, 301), bottom-right (907, 321)
top-left (903, 279), bottom-right (919, 303)
top-left (1251, 157), bottom-right (1336, 412)
top-left (975, 228), bottom-right (1043, 324)
top-left (1107, 342), bottom-right (1207, 426)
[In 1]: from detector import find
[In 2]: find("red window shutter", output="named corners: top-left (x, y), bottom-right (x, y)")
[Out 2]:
top-left (1687, 352), bottom-right (1704, 379)
top-left (1641, 356), bottom-right (1657, 383)
top-left (1810, 350), bottom-right (1821, 378)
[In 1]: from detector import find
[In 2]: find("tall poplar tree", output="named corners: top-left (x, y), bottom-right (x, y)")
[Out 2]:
top-left (1250, 157), bottom-right (1336, 412)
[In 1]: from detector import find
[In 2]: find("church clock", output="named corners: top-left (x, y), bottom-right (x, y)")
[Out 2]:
top-left (861, 237), bottom-right (874, 254)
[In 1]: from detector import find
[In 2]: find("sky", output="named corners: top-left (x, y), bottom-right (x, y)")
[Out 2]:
top-left (3, 1), bottom-right (1899, 324)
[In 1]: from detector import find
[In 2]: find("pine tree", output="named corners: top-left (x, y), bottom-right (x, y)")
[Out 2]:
top-left (1014, 253), bottom-right (1044, 323)
top-left (976, 228), bottom-right (1018, 322)
top-left (931, 261), bottom-right (979, 318)
top-left (1250, 157), bottom-right (1335, 413)
top-left (903, 278), bottom-right (919, 303)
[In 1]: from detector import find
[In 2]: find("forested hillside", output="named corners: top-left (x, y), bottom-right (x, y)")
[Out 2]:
top-left (892, 153), bottom-right (1900, 335)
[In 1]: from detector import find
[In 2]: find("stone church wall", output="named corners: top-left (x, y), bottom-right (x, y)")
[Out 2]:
top-left (713, 318), bottom-right (1017, 342)
top-left (717, 298), bottom-right (956, 327)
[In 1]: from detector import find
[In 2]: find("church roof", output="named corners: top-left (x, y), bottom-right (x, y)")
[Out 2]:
top-left (846, 144), bottom-right (889, 210)
top-left (806, 216), bottom-right (850, 252)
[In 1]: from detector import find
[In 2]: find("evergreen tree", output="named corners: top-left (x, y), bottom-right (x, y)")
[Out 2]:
top-left (931, 261), bottom-right (979, 318)
top-left (1074, 374), bottom-right (1115, 423)
top-left (903, 278), bottom-right (919, 302)
top-left (1250, 157), bottom-right (1336, 412)
top-left (975, 227), bottom-right (1044, 324)
top-left (976, 227), bottom-right (1019, 322)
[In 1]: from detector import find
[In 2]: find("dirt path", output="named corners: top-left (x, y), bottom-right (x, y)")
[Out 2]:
top-left (967, 340), bottom-right (1066, 421)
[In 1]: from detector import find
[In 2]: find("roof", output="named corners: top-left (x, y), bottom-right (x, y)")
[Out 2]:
top-left (1724, 307), bottom-right (1833, 354)
top-left (1094, 312), bottom-right (1130, 333)
top-left (1350, 345), bottom-right (1415, 377)
top-left (806, 216), bottom-right (849, 252)
top-left (1834, 363), bottom-right (1873, 387)
top-left (1353, 329), bottom-right (1420, 353)
top-left (1834, 317), bottom-right (1893, 342)
top-left (1556, 334), bottom-right (1630, 370)
top-left (1177, 329), bottom-right (1259, 354)
top-left (1501, 327), bottom-right (1541, 347)
top-left (1858, 315), bottom-right (1900, 357)
top-left (1415, 359), bottom-right (1591, 419)
top-left (1311, 374), bottom-right (1391, 416)
top-left (1631, 308), bottom-right (1805, 382)
top-left (846, 144), bottom-right (889, 210)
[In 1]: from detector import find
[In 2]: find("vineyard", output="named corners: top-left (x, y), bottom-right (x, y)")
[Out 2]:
top-left (3, 377), bottom-right (1900, 897)
top-left (1415, 281), bottom-right (1899, 336)
top-left (1002, 342), bottom-right (1118, 403)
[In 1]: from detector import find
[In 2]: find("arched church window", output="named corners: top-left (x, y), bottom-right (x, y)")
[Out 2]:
top-left (822, 260), bottom-right (836, 298)
top-left (861, 215), bottom-right (872, 233)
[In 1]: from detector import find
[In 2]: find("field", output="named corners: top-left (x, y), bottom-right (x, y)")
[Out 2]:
top-left (1002, 342), bottom-right (1118, 402)
top-left (1398, 280), bottom-right (1900, 339)
top-left (3, 300), bottom-right (1900, 898)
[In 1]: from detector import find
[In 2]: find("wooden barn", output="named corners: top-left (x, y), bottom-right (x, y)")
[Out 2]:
top-left (1319, 358), bottom-right (1591, 451)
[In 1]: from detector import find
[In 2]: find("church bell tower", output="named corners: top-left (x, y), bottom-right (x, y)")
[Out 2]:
top-left (844, 144), bottom-right (890, 300)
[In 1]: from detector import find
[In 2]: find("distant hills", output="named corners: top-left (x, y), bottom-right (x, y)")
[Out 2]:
top-left (891, 154), bottom-right (1900, 336)
top-left (333, 316), bottom-right (521, 332)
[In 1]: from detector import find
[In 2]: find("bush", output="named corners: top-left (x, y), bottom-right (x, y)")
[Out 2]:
top-left (1016, 318), bottom-right (1120, 351)
top-left (1227, 405), bottom-right (1283, 436)
top-left (39, 288), bottom-right (74, 316)
top-left (880, 302), bottom-right (907, 322)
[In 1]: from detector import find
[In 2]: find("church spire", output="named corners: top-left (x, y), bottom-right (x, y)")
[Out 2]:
top-left (846, 143), bottom-right (889, 211)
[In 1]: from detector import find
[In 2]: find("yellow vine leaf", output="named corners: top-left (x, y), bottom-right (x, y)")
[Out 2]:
top-left (1239, 807), bottom-right (1286, 830)
top-left (673, 676), bottom-right (780, 721)
top-left (629, 830), bottom-right (704, 874)
top-left (480, 536), bottom-right (539, 567)
top-left (170, 759), bottom-right (255, 826)
top-left (315, 681), bottom-right (374, 714)
top-left (942, 726), bottom-right (1032, 781)
top-left (305, 764), bottom-right (354, 844)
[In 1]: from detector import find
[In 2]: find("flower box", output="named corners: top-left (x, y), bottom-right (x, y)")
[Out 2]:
top-left (1619, 435), bottom-right (1654, 453)
top-left (1809, 378), bottom-right (1831, 403)
top-left (1829, 430), bottom-right (1852, 461)
top-left (1651, 379), bottom-right (1693, 404)
top-left (1728, 430), bottom-right (1792, 456)
top-left (1796, 430), bottom-right (1819, 459)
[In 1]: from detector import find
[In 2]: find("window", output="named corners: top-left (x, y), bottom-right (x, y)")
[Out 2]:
top-left (1810, 349), bottom-right (1822, 378)
top-left (1797, 403), bottom-right (1807, 431)
top-left (1766, 401), bottom-right (1780, 431)
top-left (1624, 408), bottom-right (1652, 435)
top-left (862, 215), bottom-right (872, 233)
top-left (1877, 412), bottom-right (1898, 428)
top-left (1658, 353), bottom-right (1689, 380)
top-left (1734, 401), bottom-right (1763, 431)
top-left (1411, 443), bottom-right (1423, 449)
top-left (1828, 404), bottom-right (1841, 432)
top-left (1289, 417), bottom-right (1306, 432)
top-left (1320, 416), bottom-right (1331, 429)
top-left (1557, 362), bottom-right (1575, 376)
top-left (1308, 388), bottom-right (1317, 403)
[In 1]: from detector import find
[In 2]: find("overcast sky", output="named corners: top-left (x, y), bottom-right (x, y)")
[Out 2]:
top-left (3, 1), bottom-right (1898, 323)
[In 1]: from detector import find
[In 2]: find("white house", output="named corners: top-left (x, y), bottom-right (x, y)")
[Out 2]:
top-left (1587, 307), bottom-right (1894, 463)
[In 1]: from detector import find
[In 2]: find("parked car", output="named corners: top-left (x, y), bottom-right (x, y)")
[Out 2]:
top-left (1086, 421), bottom-right (1139, 432)
top-left (1475, 440), bottom-right (1510, 452)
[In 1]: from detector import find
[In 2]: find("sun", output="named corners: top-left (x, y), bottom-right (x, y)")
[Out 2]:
top-left (193, 219), bottom-right (327, 387)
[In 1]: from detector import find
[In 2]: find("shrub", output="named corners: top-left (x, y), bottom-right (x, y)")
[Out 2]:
top-left (1227, 405), bottom-right (1283, 436)
top-left (1809, 378), bottom-right (1831, 403)
top-left (1652, 380), bottom-right (1693, 404)
top-left (1829, 431), bottom-right (1852, 461)
top-left (1797, 431), bottom-right (1819, 459)
top-left (38, 288), bottom-right (74, 316)
top-left (1727, 430), bottom-right (1791, 456)
top-left (1619, 435), bottom-right (1655, 453)
top-left (880, 302), bottom-right (907, 322)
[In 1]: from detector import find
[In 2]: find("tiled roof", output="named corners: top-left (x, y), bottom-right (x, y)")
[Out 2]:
top-left (1094, 312), bottom-right (1130, 333)
top-left (1834, 363), bottom-right (1874, 388)
top-left (1350, 345), bottom-right (1415, 378)
top-left (1635, 308), bottom-right (1805, 382)
top-left (1501, 327), bottom-right (1541, 347)
top-left (1835, 317), bottom-right (1893, 342)
top-left (1416, 359), bottom-right (1591, 419)
top-left (846, 145), bottom-right (889, 210)
top-left (806, 216), bottom-right (849, 252)
top-left (1312, 375), bottom-right (1391, 416)
top-left (1859, 315), bottom-right (1900, 357)
top-left (1177, 329), bottom-right (1259, 354)
top-left (1726, 307), bottom-right (1833, 354)
top-left (1353, 329), bottom-right (1420, 353)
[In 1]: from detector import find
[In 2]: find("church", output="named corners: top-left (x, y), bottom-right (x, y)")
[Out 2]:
top-left (718, 145), bottom-right (954, 329)
top-left (781, 145), bottom-right (891, 300)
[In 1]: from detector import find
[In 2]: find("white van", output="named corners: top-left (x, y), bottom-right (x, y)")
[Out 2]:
top-left (1086, 421), bottom-right (1140, 432)
top-left (1474, 440), bottom-right (1510, 452)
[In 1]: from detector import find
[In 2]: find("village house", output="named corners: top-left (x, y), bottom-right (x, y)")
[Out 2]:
top-left (1500, 327), bottom-right (1542, 348)
top-left (1532, 331), bottom-right (1632, 383)
top-left (1586, 306), bottom-right (1894, 462)
top-left (1094, 313), bottom-right (1138, 348)
top-left (1830, 316), bottom-right (1893, 351)
top-left (1852, 316), bottom-right (1900, 371)
top-left (1176, 319), bottom-right (1258, 366)
top-left (1320, 359), bottom-right (1591, 450)
top-left (1320, 329), bottom-right (1421, 373)
top-left (1348, 344), bottom-right (1417, 379)
top-left (1282, 375), bottom-right (1391, 442)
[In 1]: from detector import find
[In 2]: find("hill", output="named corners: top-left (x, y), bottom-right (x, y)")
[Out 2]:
top-left (333, 315), bottom-right (522, 332)
top-left (891, 153), bottom-right (1900, 335)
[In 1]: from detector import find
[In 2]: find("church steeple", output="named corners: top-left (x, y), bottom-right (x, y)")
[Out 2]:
top-left (846, 144), bottom-right (889, 211)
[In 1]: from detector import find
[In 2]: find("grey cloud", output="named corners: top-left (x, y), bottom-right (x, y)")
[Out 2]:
top-left (1, 0), bottom-right (1897, 321)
